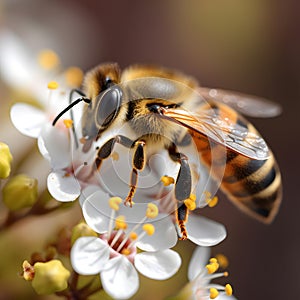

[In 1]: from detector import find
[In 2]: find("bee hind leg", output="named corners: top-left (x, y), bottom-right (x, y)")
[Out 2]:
top-left (168, 144), bottom-right (192, 240)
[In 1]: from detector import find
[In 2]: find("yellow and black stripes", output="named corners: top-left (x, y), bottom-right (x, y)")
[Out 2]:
top-left (191, 101), bottom-right (282, 223)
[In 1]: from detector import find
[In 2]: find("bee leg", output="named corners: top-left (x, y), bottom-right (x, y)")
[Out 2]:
top-left (94, 135), bottom-right (134, 170)
top-left (124, 140), bottom-right (146, 207)
top-left (168, 144), bottom-right (192, 240)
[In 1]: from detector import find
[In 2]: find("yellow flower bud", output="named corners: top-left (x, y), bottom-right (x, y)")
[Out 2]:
top-left (2, 174), bottom-right (38, 211)
top-left (0, 142), bottom-right (13, 179)
top-left (71, 222), bottom-right (98, 245)
top-left (32, 260), bottom-right (70, 295)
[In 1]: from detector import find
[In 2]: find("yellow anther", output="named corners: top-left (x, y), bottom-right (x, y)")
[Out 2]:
top-left (115, 216), bottom-right (127, 230)
top-left (209, 288), bottom-right (219, 299)
top-left (146, 203), bottom-right (159, 218)
top-left (63, 119), bottom-right (73, 128)
top-left (207, 196), bottom-right (219, 208)
top-left (206, 262), bottom-right (219, 274)
top-left (215, 253), bottom-right (229, 269)
top-left (225, 284), bottom-right (233, 296)
top-left (47, 81), bottom-right (59, 90)
top-left (143, 223), bottom-right (155, 236)
top-left (184, 199), bottom-right (196, 211)
top-left (209, 258), bottom-right (218, 264)
top-left (129, 232), bottom-right (138, 240)
top-left (111, 151), bottom-right (119, 161)
top-left (161, 175), bottom-right (175, 186)
top-left (64, 66), bottom-right (84, 87)
top-left (223, 271), bottom-right (229, 277)
top-left (121, 248), bottom-right (131, 256)
top-left (189, 193), bottom-right (196, 202)
top-left (109, 197), bottom-right (122, 211)
top-left (38, 49), bottom-right (60, 70)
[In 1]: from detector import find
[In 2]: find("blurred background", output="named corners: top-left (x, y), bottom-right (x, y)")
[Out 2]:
top-left (0, 0), bottom-right (299, 299)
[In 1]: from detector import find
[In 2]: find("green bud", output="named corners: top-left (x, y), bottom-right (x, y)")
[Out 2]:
top-left (31, 260), bottom-right (70, 295)
top-left (2, 174), bottom-right (38, 211)
top-left (71, 222), bottom-right (98, 245)
top-left (0, 142), bottom-right (13, 179)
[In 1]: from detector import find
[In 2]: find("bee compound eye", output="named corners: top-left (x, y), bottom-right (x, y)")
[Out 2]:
top-left (96, 86), bottom-right (122, 127)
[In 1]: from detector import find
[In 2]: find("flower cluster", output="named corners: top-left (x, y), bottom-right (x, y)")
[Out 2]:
top-left (7, 45), bottom-right (236, 299)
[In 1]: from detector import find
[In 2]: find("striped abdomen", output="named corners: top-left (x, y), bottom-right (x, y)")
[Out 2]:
top-left (191, 102), bottom-right (282, 223)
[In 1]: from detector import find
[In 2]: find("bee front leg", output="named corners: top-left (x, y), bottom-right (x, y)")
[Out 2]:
top-left (168, 144), bottom-right (192, 240)
top-left (124, 140), bottom-right (146, 207)
top-left (94, 135), bottom-right (134, 170)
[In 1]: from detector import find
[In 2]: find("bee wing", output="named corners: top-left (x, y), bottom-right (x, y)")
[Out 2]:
top-left (160, 107), bottom-right (270, 160)
top-left (197, 87), bottom-right (282, 118)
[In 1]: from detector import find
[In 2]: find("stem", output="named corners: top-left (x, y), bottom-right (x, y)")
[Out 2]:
top-left (0, 194), bottom-right (70, 232)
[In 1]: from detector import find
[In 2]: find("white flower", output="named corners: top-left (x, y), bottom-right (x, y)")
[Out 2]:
top-left (38, 122), bottom-right (100, 202)
top-left (155, 190), bottom-right (227, 247)
top-left (71, 191), bottom-right (181, 299)
top-left (187, 247), bottom-right (236, 300)
top-left (2, 31), bottom-right (84, 138)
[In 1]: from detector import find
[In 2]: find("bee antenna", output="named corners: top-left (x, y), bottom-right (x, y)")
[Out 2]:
top-left (52, 97), bottom-right (91, 126)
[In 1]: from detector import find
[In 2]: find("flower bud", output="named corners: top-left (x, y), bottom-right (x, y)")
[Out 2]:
top-left (0, 142), bottom-right (13, 179)
top-left (31, 260), bottom-right (70, 295)
top-left (71, 222), bottom-right (98, 245)
top-left (2, 174), bottom-right (38, 211)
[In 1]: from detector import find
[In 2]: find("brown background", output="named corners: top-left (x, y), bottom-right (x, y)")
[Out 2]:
top-left (0, 1), bottom-right (300, 299)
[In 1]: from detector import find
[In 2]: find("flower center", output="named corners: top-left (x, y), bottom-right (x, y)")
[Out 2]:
top-left (100, 198), bottom-right (159, 263)
top-left (194, 256), bottom-right (233, 299)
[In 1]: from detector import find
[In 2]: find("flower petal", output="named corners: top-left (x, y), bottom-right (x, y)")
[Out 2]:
top-left (10, 103), bottom-right (47, 138)
top-left (134, 249), bottom-right (181, 280)
top-left (40, 124), bottom-right (70, 169)
top-left (79, 185), bottom-right (102, 207)
top-left (47, 171), bottom-right (81, 202)
top-left (71, 236), bottom-right (110, 275)
top-left (187, 246), bottom-right (211, 281)
top-left (136, 214), bottom-right (178, 251)
top-left (101, 256), bottom-right (139, 300)
top-left (82, 190), bottom-right (112, 233)
top-left (187, 215), bottom-right (227, 246)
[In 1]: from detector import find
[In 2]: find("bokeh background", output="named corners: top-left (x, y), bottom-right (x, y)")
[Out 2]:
top-left (0, 1), bottom-right (299, 299)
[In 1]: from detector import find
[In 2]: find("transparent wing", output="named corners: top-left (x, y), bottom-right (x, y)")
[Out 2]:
top-left (160, 107), bottom-right (270, 160)
top-left (197, 87), bottom-right (282, 118)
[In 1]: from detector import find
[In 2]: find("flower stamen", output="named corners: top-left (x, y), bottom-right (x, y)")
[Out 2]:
top-left (38, 49), bottom-right (60, 70)
top-left (47, 81), bottom-right (59, 90)
top-left (146, 203), bottom-right (159, 218)
top-left (161, 175), bottom-right (175, 186)
top-left (209, 288), bottom-right (219, 299)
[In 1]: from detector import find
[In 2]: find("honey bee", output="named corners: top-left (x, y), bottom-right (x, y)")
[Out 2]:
top-left (53, 63), bottom-right (282, 239)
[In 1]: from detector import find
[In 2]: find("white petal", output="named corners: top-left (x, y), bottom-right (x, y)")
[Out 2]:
top-left (187, 215), bottom-right (227, 246)
top-left (187, 246), bottom-right (211, 281)
top-left (37, 134), bottom-right (50, 160)
top-left (101, 256), bottom-right (139, 300)
top-left (134, 249), bottom-right (181, 280)
top-left (10, 103), bottom-right (47, 138)
top-left (0, 31), bottom-right (40, 89)
top-left (136, 214), bottom-right (178, 251)
top-left (82, 190), bottom-right (112, 233)
top-left (47, 171), bottom-right (81, 202)
top-left (40, 124), bottom-right (71, 169)
top-left (71, 237), bottom-right (110, 275)
top-left (79, 185), bottom-right (102, 207)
